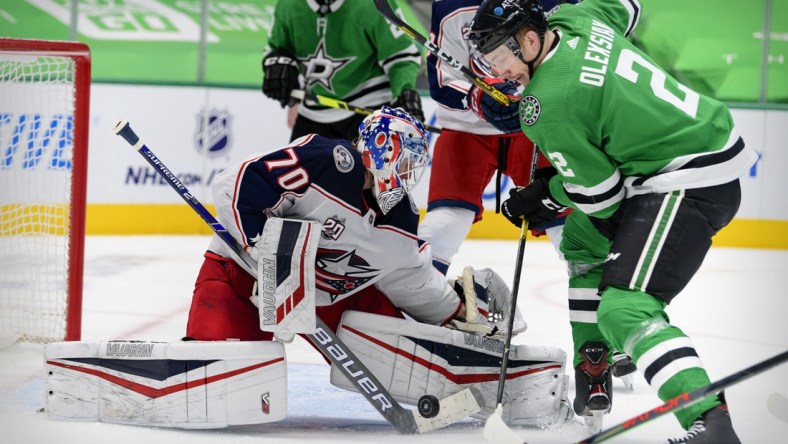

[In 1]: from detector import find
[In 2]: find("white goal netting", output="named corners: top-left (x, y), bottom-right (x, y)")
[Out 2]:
top-left (0, 48), bottom-right (84, 343)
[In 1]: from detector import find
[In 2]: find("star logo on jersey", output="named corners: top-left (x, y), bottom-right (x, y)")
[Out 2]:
top-left (315, 249), bottom-right (379, 301)
top-left (520, 95), bottom-right (541, 126)
top-left (300, 40), bottom-right (355, 93)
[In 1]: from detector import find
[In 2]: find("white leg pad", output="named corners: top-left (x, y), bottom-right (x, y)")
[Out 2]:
top-left (45, 341), bottom-right (287, 428)
top-left (256, 217), bottom-right (320, 343)
top-left (331, 311), bottom-right (571, 427)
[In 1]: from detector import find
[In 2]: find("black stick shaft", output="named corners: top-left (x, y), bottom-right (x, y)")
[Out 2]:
top-left (495, 149), bottom-right (541, 405)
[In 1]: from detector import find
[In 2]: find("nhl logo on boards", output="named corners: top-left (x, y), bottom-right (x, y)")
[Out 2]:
top-left (333, 145), bottom-right (354, 173)
top-left (194, 109), bottom-right (232, 158)
top-left (520, 95), bottom-right (541, 126)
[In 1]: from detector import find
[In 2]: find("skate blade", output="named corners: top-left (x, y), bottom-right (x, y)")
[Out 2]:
top-left (583, 410), bottom-right (604, 434)
top-left (619, 373), bottom-right (634, 391)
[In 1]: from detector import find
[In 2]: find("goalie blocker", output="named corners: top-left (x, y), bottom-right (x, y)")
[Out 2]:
top-left (331, 311), bottom-right (572, 427)
top-left (45, 341), bottom-right (286, 428)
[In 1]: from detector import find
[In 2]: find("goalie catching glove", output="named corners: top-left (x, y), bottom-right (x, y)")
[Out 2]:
top-left (448, 266), bottom-right (527, 339)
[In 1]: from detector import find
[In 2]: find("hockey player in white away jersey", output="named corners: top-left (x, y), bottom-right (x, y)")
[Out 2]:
top-left (43, 108), bottom-right (571, 429)
top-left (188, 106), bottom-right (462, 337)
top-left (184, 106), bottom-right (573, 427)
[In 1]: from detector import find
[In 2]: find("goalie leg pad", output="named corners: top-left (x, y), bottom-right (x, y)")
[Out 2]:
top-left (45, 340), bottom-right (287, 428)
top-left (331, 311), bottom-right (570, 427)
top-left (256, 217), bottom-right (321, 343)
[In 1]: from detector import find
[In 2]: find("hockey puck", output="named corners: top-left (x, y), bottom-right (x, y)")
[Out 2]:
top-left (418, 394), bottom-right (440, 418)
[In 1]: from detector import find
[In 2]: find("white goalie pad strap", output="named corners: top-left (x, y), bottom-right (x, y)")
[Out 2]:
top-left (44, 341), bottom-right (287, 428)
top-left (257, 217), bottom-right (320, 343)
top-left (331, 311), bottom-right (569, 427)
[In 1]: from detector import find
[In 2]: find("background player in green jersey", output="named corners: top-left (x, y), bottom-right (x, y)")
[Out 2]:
top-left (261, 0), bottom-right (424, 141)
top-left (468, 0), bottom-right (757, 442)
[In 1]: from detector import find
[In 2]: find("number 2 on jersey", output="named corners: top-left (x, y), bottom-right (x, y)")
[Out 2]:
top-left (615, 49), bottom-right (700, 118)
top-left (548, 152), bottom-right (575, 177)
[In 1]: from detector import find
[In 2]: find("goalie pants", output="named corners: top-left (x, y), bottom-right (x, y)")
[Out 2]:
top-left (561, 179), bottom-right (742, 429)
top-left (186, 251), bottom-right (404, 348)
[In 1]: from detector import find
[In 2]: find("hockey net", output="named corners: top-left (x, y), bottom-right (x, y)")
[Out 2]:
top-left (0, 38), bottom-right (90, 343)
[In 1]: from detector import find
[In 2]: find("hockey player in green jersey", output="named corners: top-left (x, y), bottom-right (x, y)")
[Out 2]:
top-left (468, 0), bottom-right (757, 442)
top-left (261, 0), bottom-right (424, 141)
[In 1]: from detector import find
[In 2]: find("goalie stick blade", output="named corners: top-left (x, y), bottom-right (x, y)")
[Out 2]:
top-left (483, 405), bottom-right (523, 444)
top-left (767, 392), bottom-right (788, 424)
top-left (413, 387), bottom-right (485, 433)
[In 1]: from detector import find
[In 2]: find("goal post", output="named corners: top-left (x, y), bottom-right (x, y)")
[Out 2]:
top-left (0, 38), bottom-right (90, 343)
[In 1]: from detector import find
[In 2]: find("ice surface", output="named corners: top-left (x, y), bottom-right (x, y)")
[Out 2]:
top-left (1, 236), bottom-right (786, 443)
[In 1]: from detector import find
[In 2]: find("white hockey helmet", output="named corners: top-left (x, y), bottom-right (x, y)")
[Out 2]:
top-left (356, 106), bottom-right (429, 214)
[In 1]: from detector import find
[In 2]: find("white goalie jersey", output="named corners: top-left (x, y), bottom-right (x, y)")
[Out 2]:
top-left (208, 134), bottom-right (460, 325)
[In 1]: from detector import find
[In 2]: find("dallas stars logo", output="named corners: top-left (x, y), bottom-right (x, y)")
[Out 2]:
top-left (300, 39), bottom-right (354, 93)
top-left (520, 95), bottom-right (541, 126)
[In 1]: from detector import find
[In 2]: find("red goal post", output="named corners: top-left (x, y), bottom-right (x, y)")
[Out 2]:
top-left (0, 38), bottom-right (90, 343)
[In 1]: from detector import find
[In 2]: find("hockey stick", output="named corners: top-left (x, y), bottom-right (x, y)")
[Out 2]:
top-left (372, 0), bottom-right (511, 106)
top-left (483, 149), bottom-right (541, 433)
top-left (290, 89), bottom-right (442, 134)
top-left (112, 120), bottom-right (483, 434)
top-left (483, 350), bottom-right (788, 444)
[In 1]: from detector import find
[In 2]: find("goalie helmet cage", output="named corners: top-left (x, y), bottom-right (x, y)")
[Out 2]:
top-left (0, 38), bottom-right (89, 343)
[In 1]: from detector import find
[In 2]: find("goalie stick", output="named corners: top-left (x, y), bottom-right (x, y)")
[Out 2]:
top-left (112, 120), bottom-right (483, 434)
top-left (483, 349), bottom-right (788, 444)
top-left (372, 0), bottom-right (511, 106)
top-left (290, 89), bottom-right (442, 134)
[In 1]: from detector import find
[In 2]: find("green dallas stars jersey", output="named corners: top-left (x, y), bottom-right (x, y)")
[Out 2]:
top-left (519, 0), bottom-right (757, 219)
top-left (267, 0), bottom-right (422, 123)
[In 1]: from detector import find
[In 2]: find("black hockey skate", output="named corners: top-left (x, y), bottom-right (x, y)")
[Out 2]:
top-left (665, 392), bottom-right (741, 444)
top-left (612, 350), bottom-right (637, 391)
top-left (574, 342), bottom-right (612, 433)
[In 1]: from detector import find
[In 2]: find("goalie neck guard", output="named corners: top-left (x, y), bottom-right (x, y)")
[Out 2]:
top-left (356, 106), bottom-right (429, 214)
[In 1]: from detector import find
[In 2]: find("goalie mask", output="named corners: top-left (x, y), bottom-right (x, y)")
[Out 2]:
top-left (356, 106), bottom-right (429, 214)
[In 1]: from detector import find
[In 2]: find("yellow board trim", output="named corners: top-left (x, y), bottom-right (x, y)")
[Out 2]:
top-left (85, 205), bottom-right (788, 250)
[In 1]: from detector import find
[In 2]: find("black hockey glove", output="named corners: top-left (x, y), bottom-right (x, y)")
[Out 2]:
top-left (501, 177), bottom-right (568, 229)
top-left (262, 50), bottom-right (300, 108)
top-left (391, 88), bottom-right (425, 122)
top-left (468, 77), bottom-right (522, 133)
